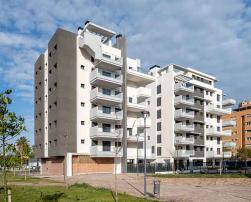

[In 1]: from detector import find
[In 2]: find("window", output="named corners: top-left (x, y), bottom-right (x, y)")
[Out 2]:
top-left (157, 135), bottom-right (161, 143)
top-left (102, 71), bottom-right (111, 77)
top-left (54, 63), bottom-right (57, 69)
top-left (217, 126), bottom-right (221, 131)
top-left (54, 101), bottom-right (57, 107)
top-left (157, 122), bottom-right (161, 131)
top-left (151, 146), bottom-right (155, 154)
top-left (92, 140), bottom-right (98, 146)
top-left (39, 66), bottom-right (41, 70)
top-left (81, 121), bottom-right (85, 125)
top-left (157, 85), bottom-right (161, 94)
top-left (157, 147), bottom-right (162, 156)
top-left (49, 69), bottom-right (52, 74)
top-left (148, 136), bottom-right (150, 140)
top-left (54, 139), bottom-right (57, 146)
top-left (157, 97), bottom-right (161, 106)
top-left (210, 92), bottom-right (213, 96)
top-left (54, 44), bottom-right (57, 50)
top-left (157, 110), bottom-right (161, 119)
top-left (217, 94), bottom-right (220, 102)
top-left (54, 82), bottom-right (57, 87)
top-left (217, 137), bottom-right (220, 144)
top-left (81, 102), bottom-right (85, 107)
top-left (103, 123), bottom-right (111, 132)
top-left (217, 116), bottom-right (220, 123)
top-left (217, 148), bottom-right (220, 155)
top-left (80, 64), bottom-right (85, 70)
top-left (81, 84), bottom-right (85, 88)
top-left (102, 106), bottom-right (111, 114)
top-left (49, 52), bottom-right (52, 57)
top-left (103, 88), bottom-right (111, 95)
top-left (54, 120), bottom-right (57, 127)
top-left (115, 142), bottom-right (122, 147)
top-left (91, 57), bottom-right (94, 62)
top-left (81, 139), bottom-right (85, 144)
top-left (127, 128), bottom-right (132, 136)
top-left (129, 97), bottom-right (133, 103)
top-left (102, 141), bottom-right (111, 151)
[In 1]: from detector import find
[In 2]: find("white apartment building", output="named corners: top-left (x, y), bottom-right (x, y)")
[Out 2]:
top-left (34, 21), bottom-right (155, 176)
top-left (147, 64), bottom-right (235, 167)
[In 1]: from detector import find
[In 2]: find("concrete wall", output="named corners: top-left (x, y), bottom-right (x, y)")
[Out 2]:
top-left (41, 157), bottom-right (64, 176)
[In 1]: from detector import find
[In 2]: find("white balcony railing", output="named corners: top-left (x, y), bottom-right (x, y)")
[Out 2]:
top-left (137, 118), bottom-right (151, 128)
top-left (90, 146), bottom-right (123, 157)
top-left (90, 68), bottom-right (122, 85)
top-left (127, 99), bottom-right (147, 112)
top-left (206, 128), bottom-right (231, 136)
top-left (90, 88), bottom-right (122, 103)
top-left (90, 107), bottom-right (122, 121)
top-left (174, 150), bottom-right (195, 157)
top-left (175, 123), bottom-right (194, 132)
top-left (175, 136), bottom-right (195, 144)
top-left (175, 109), bottom-right (194, 119)
top-left (222, 120), bottom-right (236, 127)
top-left (137, 87), bottom-right (151, 98)
top-left (223, 151), bottom-right (232, 158)
top-left (174, 95), bottom-right (194, 106)
top-left (174, 83), bottom-right (194, 93)
top-left (90, 126), bottom-right (122, 139)
top-left (223, 141), bottom-right (236, 148)
top-left (206, 104), bottom-right (231, 115)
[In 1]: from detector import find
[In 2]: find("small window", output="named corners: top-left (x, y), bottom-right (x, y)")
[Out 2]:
top-left (148, 136), bottom-right (150, 140)
top-left (81, 139), bottom-right (85, 144)
top-left (80, 65), bottom-right (85, 70)
top-left (81, 102), bottom-right (85, 107)
top-left (157, 110), bottom-right (161, 119)
top-left (81, 121), bottom-right (85, 125)
top-left (129, 97), bottom-right (133, 103)
top-left (157, 122), bottom-right (161, 131)
top-left (49, 52), bottom-right (52, 57)
top-left (157, 85), bottom-right (161, 94)
top-left (151, 146), bottom-right (155, 154)
top-left (54, 101), bottom-right (57, 107)
top-left (91, 57), bottom-right (94, 63)
top-left (115, 142), bottom-right (122, 147)
top-left (217, 94), bottom-right (220, 102)
top-left (49, 69), bottom-right (52, 74)
top-left (54, 82), bottom-right (57, 87)
top-left (157, 135), bottom-right (161, 143)
top-left (54, 63), bottom-right (57, 69)
top-left (39, 66), bottom-right (42, 70)
top-left (81, 84), bottom-right (85, 88)
top-left (54, 44), bottom-right (57, 50)
top-left (157, 97), bottom-right (161, 106)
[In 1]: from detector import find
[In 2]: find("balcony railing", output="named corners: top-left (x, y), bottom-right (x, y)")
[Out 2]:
top-left (206, 128), bottom-right (231, 136)
top-left (174, 95), bottom-right (194, 106)
top-left (175, 109), bottom-right (194, 119)
top-left (127, 99), bottom-right (148, 112)
top-left (90, 88), bottom-right (122, 103)
top-left (206, 104), bottom-right (231, 115)
top-left (174, 150), bottom-right (195, 157)
top-left (137, 118), bottom-right (151, 128)
top-left (90, 68), bottom-right (122, 86)
top-left (175, 123), bottom-right (194, 132)
top-left (90, 145), bottom-right (123, 157)
top-left (90, 107), bottom-right (122, 121)
top-left (174, 136), bottom-right (195, 144)
top-left (90, 126), bottom-right (122, 139)
top-left (137, 87), bottom-right (151, 98)
top-left (174, 83), bottom-right (194, 93)
top-left (222, 120), bottom-right (236, 127)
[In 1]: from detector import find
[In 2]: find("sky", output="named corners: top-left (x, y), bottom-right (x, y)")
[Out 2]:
top-left (1, 0), bottom-right (251, 144)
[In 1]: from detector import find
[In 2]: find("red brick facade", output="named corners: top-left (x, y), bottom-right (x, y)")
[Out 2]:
top-left (41, 157), bottom-right (64, 176)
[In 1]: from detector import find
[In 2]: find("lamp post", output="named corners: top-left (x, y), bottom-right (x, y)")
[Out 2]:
top-left (142, 111), bottom-right (149, 197)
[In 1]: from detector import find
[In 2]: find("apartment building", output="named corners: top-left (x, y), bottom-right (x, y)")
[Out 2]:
top-left (147, 64), bottom-right (235, 167)
top-left (223, 101), bottom-right (251, 155)
top-left (34, 21), bottom-right (155, 176)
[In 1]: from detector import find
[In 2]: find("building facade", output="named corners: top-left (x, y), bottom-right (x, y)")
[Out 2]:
top-left (147, 64), bottom-right (235, 167)
top-left (34, 22), bottom-right (155, 176)
top-left (223, 101), bottom-right (251, 156)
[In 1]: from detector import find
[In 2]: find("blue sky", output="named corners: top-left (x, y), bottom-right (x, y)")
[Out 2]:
top-left (1, 0), bottom-right (251, 144)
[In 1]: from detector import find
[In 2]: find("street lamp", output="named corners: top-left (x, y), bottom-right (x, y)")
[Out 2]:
top-left (142, 111), bottom-right (149, 197)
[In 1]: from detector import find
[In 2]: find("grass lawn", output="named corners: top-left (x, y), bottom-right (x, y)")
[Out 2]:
top-left (0, 183), bottom-right (155, 202)
top-left (152, 173), bottom-right (251, 178)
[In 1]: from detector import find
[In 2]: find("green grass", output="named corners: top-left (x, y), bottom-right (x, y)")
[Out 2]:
top-left (152, 173), bottom-right (251, 178)
top-left (0, 183), bottom-right (155, 202)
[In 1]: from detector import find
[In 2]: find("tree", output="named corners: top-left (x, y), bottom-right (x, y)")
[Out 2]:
top-left (237, 147), bottom-right (251, 171)
top-left (0, 89), bottom-right (26, 201)
top-left (16, 136), bottom-right (32, 180)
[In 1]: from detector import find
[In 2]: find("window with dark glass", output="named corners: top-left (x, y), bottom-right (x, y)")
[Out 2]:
top-left (157, 97), bottom-right (161, 106)
top-left (102, 71), bottom-right (111, 77)
top-left (102, 123), bottom-right (111, 132)
top-left (157, 122), bottom-right (161, 131)
top-left (157, 147), bottom-right (162, 156)
top-left (127, 128), bottom-right (132, 136)
top-left (157, 110), bottom-right (161, 119)
top-left (151, 146), bottom-right (155, 154)
top-left (157, 135), bottom-right (161, 143)
top-left (102, 141), bottom-right (111, 151)
top-left (102, 106), bottom-right (111, 114)
top-left (157, 85), bottom-right (161, 94)
top-left (103, 88), bottom-right (111, 95)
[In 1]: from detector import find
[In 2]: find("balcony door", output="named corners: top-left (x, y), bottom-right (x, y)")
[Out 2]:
top-left (102, 106), bottom-right (111, 114)
top-left (102, 123), bottom-right (111, 132)
top-left (102, 141), bottom-right (111, 152)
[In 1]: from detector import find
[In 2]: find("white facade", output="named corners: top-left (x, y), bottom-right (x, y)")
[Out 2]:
top-left (147, 64), bottom-right (235, 166)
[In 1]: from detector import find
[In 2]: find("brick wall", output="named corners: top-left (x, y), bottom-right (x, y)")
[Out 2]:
top-left (72, 155), bottom-right (114, 175)
top-left (41, 157), bottom-right (64, 176)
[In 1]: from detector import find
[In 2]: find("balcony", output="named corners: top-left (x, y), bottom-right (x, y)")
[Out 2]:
top-left (137, 87), bottom-right (151, 98)
top-left (90, 146), bottom-right (123, 157)
top-left (137, 118), bottom-right (151, 128)
top-left (174, 150), bottom-right (195, 158)
top-left (90, 88), bottom-right (122, 106)
top-left (127, 100), bottom-right (148, 112)
top-left (174, 136), bottom-right (195, 145)
top-left (175, 123), bottom-right (195, 132)
top-left (127, 133), bottom-right (144, 142)
top-left (222, 120), bottom-right (236, 127)
top-left (90, 69), bottom-right (122, 88)
top-left (96, 44), bottom-right (122, 69)
top-left (127, 69), bottom-right (155, 86)
top-left (90, 107), bottom-right (122, 122)
top-left (174, 109), bottom-right (194, 120)
top-left (223, 141), bottom-right (236, 148)
top-left (206, 128), bottom-right (232, 137)
top-left (174, 83), bottom-right (194, 94)
top-left (206, 151), bottom-right (221, 158)
top-left (206, 104), bottom-right (231, 115)
top-left (90, 126), bottom-right (122, 139)
top-left (223, 151), bottom-right (232, 158)
top-left (174, 96), bottom-right (194, 107)
top-left (222, 99), bottom-right (236, 107)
